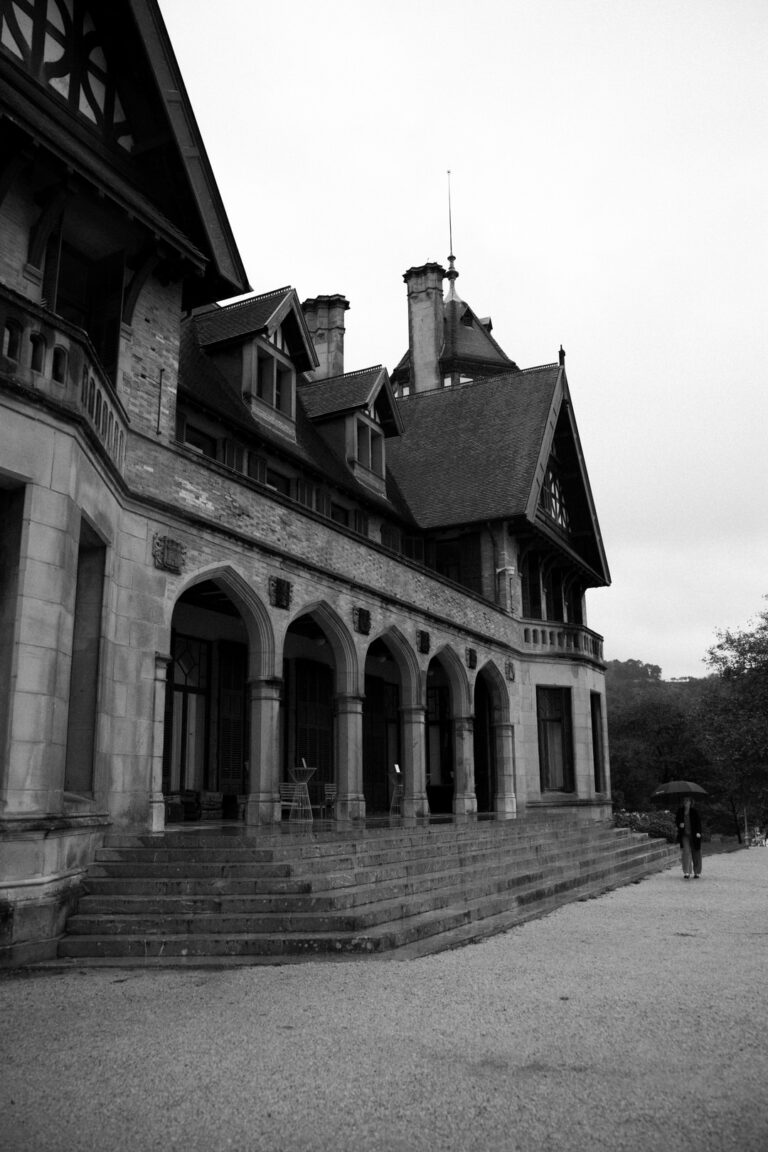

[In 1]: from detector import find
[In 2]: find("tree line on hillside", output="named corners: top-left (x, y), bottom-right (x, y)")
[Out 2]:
top-left (605, 603), bottom-right (768, 840)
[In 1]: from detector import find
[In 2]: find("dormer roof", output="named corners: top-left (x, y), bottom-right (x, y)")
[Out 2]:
top-left (298, 366), bottom-right (403, 436)
top-left (193, 288), bottom-right (318, 373)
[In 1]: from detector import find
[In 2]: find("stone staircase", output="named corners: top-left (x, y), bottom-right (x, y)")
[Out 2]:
top-left (56, 816), bottom-right (678, 965)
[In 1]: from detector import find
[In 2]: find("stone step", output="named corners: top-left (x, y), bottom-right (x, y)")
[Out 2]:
top-left (77, 836), bottom-right (661, 917)
top-left (393, 849), bottom-right (678, 959)
top-left (67, 846), bottom-right (669, 938)
top-left (99, 814), bottom-right (614, 856)
top-left (65, 840), bottom-right (675, 940)
top-left (88, 826), bottom-right (635, 880)
top-left (93, 823), bottom-right (625, 867)
top-left (57, 817), bottom-right (679, 964)
top-left (80, 834), bottom-right (650, 903)
top-left (57, 843), bottom-right (677, 962)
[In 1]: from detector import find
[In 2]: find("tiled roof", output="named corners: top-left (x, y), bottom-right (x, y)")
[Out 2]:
top-left (298, 367), bottom-right (385, 419)
top-left (194, 288), bottom-right (293, 346)
top-left (177, 322), bottom-right (411, 518)
top-left (387, 366), bottom-right (561, 528)
top-left (444, 299), bottom-right (514, 366)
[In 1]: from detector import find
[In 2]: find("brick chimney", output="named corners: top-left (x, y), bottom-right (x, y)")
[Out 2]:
top-left (403, 262), bottom-right (446, 393)
top-left (301, 295), bottom-right (349, 380)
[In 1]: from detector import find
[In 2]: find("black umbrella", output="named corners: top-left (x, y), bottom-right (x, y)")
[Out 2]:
top-left (652, 780), bottom-right (708, 798)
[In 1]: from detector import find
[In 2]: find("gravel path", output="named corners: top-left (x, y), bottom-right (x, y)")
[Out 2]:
top-left (1, 848), bottom-right (766, 1152)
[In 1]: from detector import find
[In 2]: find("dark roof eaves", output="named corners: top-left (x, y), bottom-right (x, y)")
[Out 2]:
top-left (128, 0), bottom-right (250, 297)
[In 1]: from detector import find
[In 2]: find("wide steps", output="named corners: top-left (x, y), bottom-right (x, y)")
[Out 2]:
top-left (57, 819), bottom-right (678, 963)
top-left (69, 840), bottom-right (665, 935)
top-left (76, 833), bottom-right (649, 914)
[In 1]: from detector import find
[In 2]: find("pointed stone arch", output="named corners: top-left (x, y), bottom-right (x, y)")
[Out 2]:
top-left (369, 623), bottom-right (422, 706)
top-left (475, 659), bottom-right (511, 724)
top-left (427, 643), bottom-right (471, 717)
top-left (168, 564), bottom-right (275, 680)
top-left (475, 658), bottom-right (517, 817)
top-left (287, 599), bottom-right (359, 696)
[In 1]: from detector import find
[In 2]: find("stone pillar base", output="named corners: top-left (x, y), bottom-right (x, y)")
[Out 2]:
top-left (403, 792), bottom-right (430, 820)
top-left (495, 793), bottom-right (517, 818)
top-left (149, 793), bottom-right (165, 832)
top-left (453, 792), bottom-right (478, 817)
top-left (336, 794), bottom-right (366, 822)
top-left (244, 793), bottom-right (280, 826)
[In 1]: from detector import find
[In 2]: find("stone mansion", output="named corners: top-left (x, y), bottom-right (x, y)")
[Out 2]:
top-left (0, 0), bottom-right (611, 964)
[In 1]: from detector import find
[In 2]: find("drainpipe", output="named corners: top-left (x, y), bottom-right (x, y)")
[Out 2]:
top-left (155, 367), bottom-right (164, 435)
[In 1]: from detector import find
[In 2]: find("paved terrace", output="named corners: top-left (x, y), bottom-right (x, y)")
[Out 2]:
top-left (1, 846), bottom-right (766, 1152)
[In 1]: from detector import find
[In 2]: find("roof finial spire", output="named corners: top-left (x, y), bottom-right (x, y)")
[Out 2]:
top-left (446, 169), bottom-right (460, 301)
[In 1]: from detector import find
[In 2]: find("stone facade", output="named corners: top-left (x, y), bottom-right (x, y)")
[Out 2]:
top-left (0, 0), bottom-right (611, 965)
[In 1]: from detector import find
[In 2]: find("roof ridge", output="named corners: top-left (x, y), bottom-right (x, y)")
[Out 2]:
top-left (335, 364), bottom-right (384, 379)
top-left (213, 287), bottom-right (293, 313)
top-left (301, 365), bottom-right (384, 387)
top-left (520, 362), bottom-right (559, 372)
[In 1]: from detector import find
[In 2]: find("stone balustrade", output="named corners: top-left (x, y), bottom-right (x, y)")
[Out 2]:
top-left (0, 284), bottom-right (128, 473)
top-left (522, 621), bottom-right (604, 662)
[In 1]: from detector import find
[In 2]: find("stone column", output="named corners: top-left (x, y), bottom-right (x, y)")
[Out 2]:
top-left (452, 716), bottom-right (477, 817)
top-left (400, 705), bottom-right (429, 819)
top-left (334, 694), bottom-right (365, 821)
top-left (492, 721), bottom-right (518, 818)
top-left (244, 677), bottom-right (282, 825)
top-left (148, 653), bottom-right (171, 831)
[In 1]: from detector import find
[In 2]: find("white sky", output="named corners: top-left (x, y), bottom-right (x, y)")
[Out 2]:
top-left (158, 0), bottom-right (768, 680)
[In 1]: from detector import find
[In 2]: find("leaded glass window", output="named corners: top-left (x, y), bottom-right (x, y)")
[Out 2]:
top-left (540, 464), bottom-right (570, 531)
top-left (0, 0), bottom-right (134, 151)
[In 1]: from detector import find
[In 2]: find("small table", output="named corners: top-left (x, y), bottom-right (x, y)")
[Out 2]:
top-left (288, 763), bottom-right (316, 823)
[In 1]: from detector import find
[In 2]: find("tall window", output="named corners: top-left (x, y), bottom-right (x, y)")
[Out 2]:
top-left (256, 350), bottom-right (294, 417)
top-left (64, 519), bottom-right (105, 794)
top-left (163, 634), bottom-right (210, 794)
top-left (537, 686), bottom-right (574, 792)
top-left (521, 552), bottom-right (542, 619)
top-left (591, 692), bottom-right (606, 792)
top-left (356, 419), bottom-right (383, 475)
top-left (0, 0), bottom-right (134, 151)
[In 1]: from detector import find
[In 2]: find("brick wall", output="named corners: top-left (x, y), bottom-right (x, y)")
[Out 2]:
top-left (120, 275), bottom-right (182, 440)
top-left (0, 182), bottom-right (38, 295)
top-left (125, 435), bottom-right (509, 644)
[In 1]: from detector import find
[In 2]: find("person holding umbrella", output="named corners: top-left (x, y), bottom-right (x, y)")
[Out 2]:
top-left (675, 795), bottom-right (703, 879)
top-left (652, 781), bottom-right (707, 881)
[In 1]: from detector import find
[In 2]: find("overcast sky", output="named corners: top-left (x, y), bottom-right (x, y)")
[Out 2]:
top-left (158, 0), bottom-right (767, 680)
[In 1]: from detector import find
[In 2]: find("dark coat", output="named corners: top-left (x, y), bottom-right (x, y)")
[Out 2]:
top-left (675, 804), bottom-right (702, 847)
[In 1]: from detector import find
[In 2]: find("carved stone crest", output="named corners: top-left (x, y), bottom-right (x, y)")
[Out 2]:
top-left (152, 534), bottom-right (186, 573)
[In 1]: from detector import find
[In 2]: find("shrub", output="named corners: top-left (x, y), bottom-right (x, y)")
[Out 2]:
top-left (614, 809), bottom-right (678, 842)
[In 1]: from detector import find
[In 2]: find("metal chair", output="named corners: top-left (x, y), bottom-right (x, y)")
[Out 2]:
top-left (279, 783), bottom-right (301, 819)
top-left (389, 768), bottom-right (404, 817)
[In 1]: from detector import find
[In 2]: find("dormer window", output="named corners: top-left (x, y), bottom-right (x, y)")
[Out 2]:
top-left (242, 339), bottom-right (296, 434)
top-left (256, 351), bottom-right (293, 416)
top-left (356, 419), bottom-right (384, 476)
top-left (270, 324), bottom-right (287, 353)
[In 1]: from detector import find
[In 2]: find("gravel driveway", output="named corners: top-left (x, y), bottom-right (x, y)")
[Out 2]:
top-left (1, 847), bottom-right (766, 1152)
